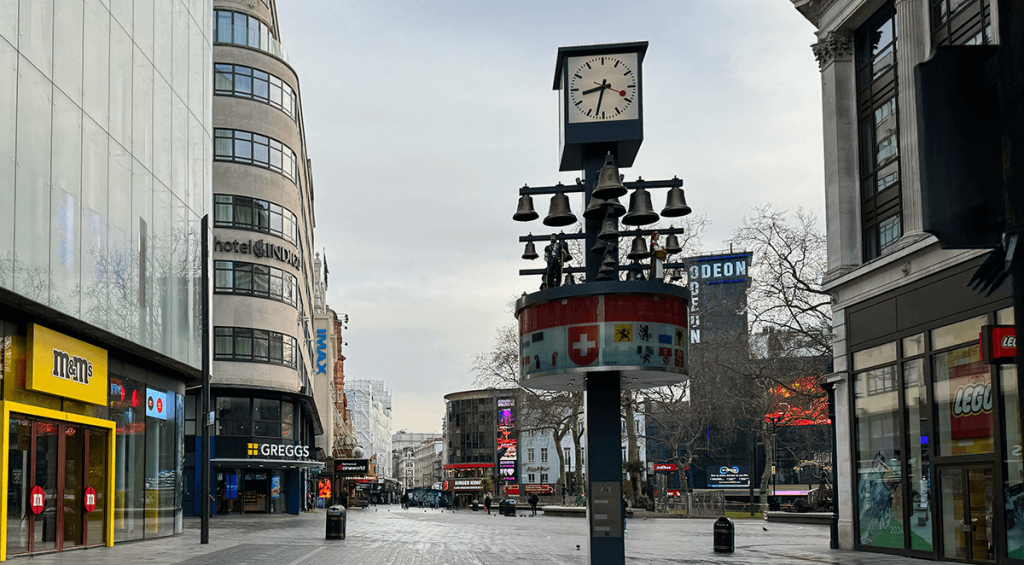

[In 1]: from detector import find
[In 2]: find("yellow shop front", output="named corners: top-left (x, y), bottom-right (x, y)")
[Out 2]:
top-left (1, 325), bottom-right (115, 560)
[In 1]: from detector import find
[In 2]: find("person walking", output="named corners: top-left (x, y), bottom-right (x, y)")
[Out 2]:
top-left (621, 494), bottom-right (628, 534)
top-left (484, 495), bottom-right (492, 515)
top-left (529, 493), bottom-right (539, 517)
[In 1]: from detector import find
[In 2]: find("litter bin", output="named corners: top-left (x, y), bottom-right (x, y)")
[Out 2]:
top-left (713, 516), bottom-right (734, 553)
top-left (504, 499), bottom-right (517, 517)
top-left (472, 499), bottom-right (479, 511)
top-left (326, 505), bottom-right (346, 540)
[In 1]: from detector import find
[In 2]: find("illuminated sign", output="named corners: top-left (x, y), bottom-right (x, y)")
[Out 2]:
top-left (336, 459), bottom-right (369, 475)
top-left (316, 329), bottom-right (328, 374)
top-left (707, 465), bottom-right (750, 488)
top-left (452, 478), bottom-right (483, 491)
top-left (27, 324), bottom-right (108, 405)
top-left (318, 478), bottom-right (332, 498)
top-left (653, 463), bottom-right (677, 472)
top-left (146, 387), bottom-right (173, 420)
top-left (497, 397), bottom-right (517, 482)
top-left (247, 442), bottom-right (311, 459)
top-left (686, 252), bottom-right (751, 345)
top-left (981, 325), bottom-right (1016, 364)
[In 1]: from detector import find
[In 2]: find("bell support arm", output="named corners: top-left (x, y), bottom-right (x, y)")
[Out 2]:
top-left (518, 227), bottom-right (685, 242)
top-left (519, 261), bottom-right (688, 277)
top-left (518, 177), bottom-right (682, 196)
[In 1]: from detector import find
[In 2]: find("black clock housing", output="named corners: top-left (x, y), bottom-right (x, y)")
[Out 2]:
top-left (553, 41), bottom-right (647, 172)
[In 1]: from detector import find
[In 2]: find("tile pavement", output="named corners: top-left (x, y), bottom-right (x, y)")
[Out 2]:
top-left (11, 505), bottom-right (937, 565)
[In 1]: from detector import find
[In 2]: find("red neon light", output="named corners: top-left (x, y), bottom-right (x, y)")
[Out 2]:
top-left (442, 463), bottom-right (496, 470)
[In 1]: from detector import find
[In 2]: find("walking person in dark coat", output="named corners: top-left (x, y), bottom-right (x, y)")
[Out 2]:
top-left (528, 493), bottom-right (539, 517)
top-left (484, 495), bottom-right (492, 515)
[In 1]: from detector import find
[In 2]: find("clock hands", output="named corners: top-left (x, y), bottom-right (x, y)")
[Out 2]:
top-left (595, 80), bottom-right (606, 116)
top-left (581, 82), bottom-right (628, 97)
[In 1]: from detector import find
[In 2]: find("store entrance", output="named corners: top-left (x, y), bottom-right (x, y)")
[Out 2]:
top-left (938, 465), bottom-right (995, 563)
top-left (243, 472), bottom-right (269, 513)
top-left (5, 417), bottom-right (108, 556)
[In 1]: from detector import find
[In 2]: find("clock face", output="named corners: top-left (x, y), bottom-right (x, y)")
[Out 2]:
top-left (567, 54), bottom-right (640, 123)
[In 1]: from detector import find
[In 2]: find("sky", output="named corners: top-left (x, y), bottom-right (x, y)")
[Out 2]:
top-left (274, 1), bottom-right (824, 434)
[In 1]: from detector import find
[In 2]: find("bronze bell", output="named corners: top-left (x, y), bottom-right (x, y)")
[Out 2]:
top-left (592, 154), bottom-right (627, 199)
top-left (583, 195), bottom-right (626, 219)
top-left (665, 233), bottom-right (682, 255)
top-left (627, 235), bottom-right (649, 260)
top-left (563, 273), bottom-right (576, 285)
top-left (513, 191), bottom-right (539, 222)
top-left (597, 216), bottom-right (620, 240)
top-left (543, 192), bottom-right (577, 227)
top-left (622, 187), bottom-right (659, 226)
top-left (661, 182), bottom-right (692, 218)
top-left (670, 268), bottom-right (683, 281)
top-left (522, 237), bottom-right (538, 260)
top-left (625, 268), bottom-right (638, 282)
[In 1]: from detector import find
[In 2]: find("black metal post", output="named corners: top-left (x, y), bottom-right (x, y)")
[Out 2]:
top-left (822, 380), bottom-right (839, 549)
top-left (748, 429), bottom-right (755, 516)
top-left (585, 372), bottom-right (625, 565)
top-left (201, 215), bottom-right (211, 544)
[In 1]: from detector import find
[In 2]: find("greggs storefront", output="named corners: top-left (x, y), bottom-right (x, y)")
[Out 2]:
top-left (0, 323), bottom-right (187, 560)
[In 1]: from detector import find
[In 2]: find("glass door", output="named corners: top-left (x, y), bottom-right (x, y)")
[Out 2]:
top-left (34, 421), bottom-right (59, 553)
top-left (939, 465), bottom-right (995, 563)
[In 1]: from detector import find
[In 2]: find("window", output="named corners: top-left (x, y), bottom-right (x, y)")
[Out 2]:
top-left (931, 0), bottom-right (994, 46)
top-left (564, 447), bottom-right (571, 466)
top-left (214, 326), bottom-right (298, 369)
top-left (527, 473), bottom-right (536, 484)
top-left (527, 448), bottom-right (534, 463)
top-left (215, 261), bottom-right (298, 307)
top-left (214, 64), bottom-right (297, 121)
top-left (213, 129), bottom-right (300, 186)
top-left (856, 2), bottom-right (902, 261)
top-left (217, 397), bottom-right (251, 436)
top-left (254, 399), bottom-right (282, 437)
top-left (540, 448), bottom-right (548, 463)
top-left (212, 10), bottom-right (288, 60)
top-left (214, 194), bottom-right (299, 246)
top-left (540, 473), bottom-right (548, 484)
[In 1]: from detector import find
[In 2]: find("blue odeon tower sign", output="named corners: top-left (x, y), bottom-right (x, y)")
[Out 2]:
top-left (512, 42), bottom-right (694, 565)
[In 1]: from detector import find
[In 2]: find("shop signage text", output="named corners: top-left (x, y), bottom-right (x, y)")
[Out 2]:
top-left (451, 478), bottom-right (483, 491)
top-left (982, 325), bottom-right (1016, 364)
top-left (248, 442), bottom-right (311, 459)
top-left (707, 465), bottom-right (750, 488)
top-left (317, 329), bottom-right (327, 374)
top-left (336, 459), bottom-right (369, 475)
top-left (84, 487), bottom-right (97, 512)
top-left (214, 237), bottom-right (302, 270)
top-left (653, 463), bottom-right (677, 472)
top-left (28, 324), bottom-right (108, 405)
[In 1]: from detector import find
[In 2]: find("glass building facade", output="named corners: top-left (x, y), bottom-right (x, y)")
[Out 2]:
top-left (0, 0), bottom-right (211, 559)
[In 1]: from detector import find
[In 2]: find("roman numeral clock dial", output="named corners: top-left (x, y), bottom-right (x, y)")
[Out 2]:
top-left (568, 55), bottom-right (638, 122)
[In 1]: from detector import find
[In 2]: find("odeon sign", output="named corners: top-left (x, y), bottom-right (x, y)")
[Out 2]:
top-left (515, 282), bottom-right (690, 391)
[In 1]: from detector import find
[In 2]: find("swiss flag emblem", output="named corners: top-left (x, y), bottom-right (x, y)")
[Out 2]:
top-left (568, 325), bottom-right (600, 366)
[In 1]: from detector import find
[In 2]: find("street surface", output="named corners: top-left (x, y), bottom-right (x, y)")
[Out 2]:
top-left (19, 506), bottom-right (930, 565)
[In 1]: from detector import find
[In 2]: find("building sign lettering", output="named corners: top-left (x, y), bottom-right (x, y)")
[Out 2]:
top-left (27, 324), bottom-right (108, 405)
top-left (686, 252), bottom-right (751, 345)
top-left (316, 329), bottom-right (328, 374)
top-left (248, 442), bottom-right (311, 459)
top-left (214, 237), bottom-right (302, 270)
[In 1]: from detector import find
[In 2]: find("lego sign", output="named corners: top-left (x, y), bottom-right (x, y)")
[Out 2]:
top-left (981, 325), bottom-right (1016, 364)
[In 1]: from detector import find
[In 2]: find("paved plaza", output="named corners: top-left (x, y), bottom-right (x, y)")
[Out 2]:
top-left (18, 506), bottom-right (930, 565)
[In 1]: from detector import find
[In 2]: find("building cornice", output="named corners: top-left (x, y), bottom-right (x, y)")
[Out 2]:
top-left (811, 30), bottom-right (854, 70)
top-left (792, 0), bottom-right (842, 27)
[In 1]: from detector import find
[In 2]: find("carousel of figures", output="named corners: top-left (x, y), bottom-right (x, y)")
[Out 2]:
top-left (650, 231), bottom-right (666, 281)
top-left (544, 234), bottom-right (572, 289)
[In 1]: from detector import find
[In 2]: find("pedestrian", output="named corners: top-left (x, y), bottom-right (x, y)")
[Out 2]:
top-left (529, 493), bottom-right (539, 517)
top-left (401, 493), bottom-right (408, 509)
top-left (484, 495), bottom-right (492, 515)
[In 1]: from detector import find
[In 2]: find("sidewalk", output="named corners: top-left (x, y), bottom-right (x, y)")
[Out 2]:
top-left (10, 506), bottom-right (935, 565)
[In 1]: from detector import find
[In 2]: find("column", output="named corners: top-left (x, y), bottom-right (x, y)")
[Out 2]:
top-left (585, 372), bottom-right (624, 564)
top-left (894, 0), bottom-right (929, 243)
top-left (812, 31), bottom-right (861, 279)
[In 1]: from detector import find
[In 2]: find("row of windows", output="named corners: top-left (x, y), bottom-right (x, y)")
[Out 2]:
top-left (215, 64), bottom-right (297, 122)
top-left (213, 10), bottom-right (288, 61)
top-left (526, 448), bottom-right (549, 463)
top-left (214, 326), bottom-right (297, 369)
top-left (214, 194), bottom-right (299, 246)
top-left (212, 397), bottom-right (295, 439)
top-left (214, 260), bottom-right (298, 307)
top-left (214, 129), bottom-right (299, 186)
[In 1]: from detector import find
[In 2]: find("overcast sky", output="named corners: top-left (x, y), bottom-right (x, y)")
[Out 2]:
top-left (275, 1), bottom-right (823, 434)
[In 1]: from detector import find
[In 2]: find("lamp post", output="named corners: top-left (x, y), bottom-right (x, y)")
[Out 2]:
top-left (820, 380), bottom-right (839, 550)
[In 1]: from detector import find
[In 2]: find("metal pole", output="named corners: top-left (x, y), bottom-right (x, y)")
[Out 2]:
top-left (749, 430), bottom-right (755, 516)
top-left (585, 372), bottom-right (625, 565)
top-left (822, 381), bottom-right (839, 549)
top-left (200, 215), bottom-right (211, 544)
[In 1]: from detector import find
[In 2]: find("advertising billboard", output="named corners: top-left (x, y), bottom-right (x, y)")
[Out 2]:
top-left (707, 465), bottom-right (750, 488)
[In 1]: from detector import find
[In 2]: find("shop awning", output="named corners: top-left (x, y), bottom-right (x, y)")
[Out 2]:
top-left (212, 458), bottom-right (325, 469)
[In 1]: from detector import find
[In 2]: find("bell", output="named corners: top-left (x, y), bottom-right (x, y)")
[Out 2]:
top-left (543, 192), bottom-right (577, 227)
top-left (627, 235), bottom-right (649, 260)
top-left (665, 233), bottom-right (682, 255)
top-left (597, 216), bottom-right (619, 240)
top-left (563, 273), bottom-right (576, 285)
top-left (592, 154), bottom-right (627, 199)
top-left (662, 183), bottom-right (692, 217)
top-left (583, 195), bottom-right (626, 219)
top-left (622, 187), bottom-right (660, 226)
top-left (670, 268), bottom-right (683, 282)
top-left (513, 192), bottom-right (539, 222)
top-left (625, 268), bottom-right (638, 282)
top-left (522, 238), bottom-right (538, 260)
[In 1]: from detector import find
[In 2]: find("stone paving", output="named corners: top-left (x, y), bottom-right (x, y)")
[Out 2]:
top-left (14, 505), bottom-right (935, 565)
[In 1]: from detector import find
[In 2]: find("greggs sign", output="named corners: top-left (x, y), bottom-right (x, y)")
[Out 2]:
top-left (28, 324), bottom-right (108, 405)
top-left (981, 325), bottom-right (1016, 365)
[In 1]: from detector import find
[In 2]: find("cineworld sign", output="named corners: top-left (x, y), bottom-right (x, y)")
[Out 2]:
top-left (214, 237), bottom-right (302, 269)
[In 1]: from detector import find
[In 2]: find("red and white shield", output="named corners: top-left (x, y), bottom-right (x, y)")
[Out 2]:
top-left (568, 325), bottom-right (600, 366)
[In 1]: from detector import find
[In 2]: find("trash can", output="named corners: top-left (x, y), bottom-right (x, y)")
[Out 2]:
top-left (505, 499), bottom-right (517, 517)
top-left (326, 505), bottom-right (346, 540)
top-left (472, 499), bottom-right (479, 511)
top-left (713, 516), bottom-right (734, 553)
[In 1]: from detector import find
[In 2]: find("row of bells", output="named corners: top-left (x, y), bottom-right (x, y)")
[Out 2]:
top-left (544, 268), bottom-right (684, 285)
top-left (522, 231), bottom-right (682, 260)
top-left (513, 162), bottom-right (691, 227)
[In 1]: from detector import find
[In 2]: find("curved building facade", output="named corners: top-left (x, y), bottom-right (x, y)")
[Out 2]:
top-left (0, 0), bottom-right (212, 558)
top-left (183, 0), bottom-right (323, 517)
